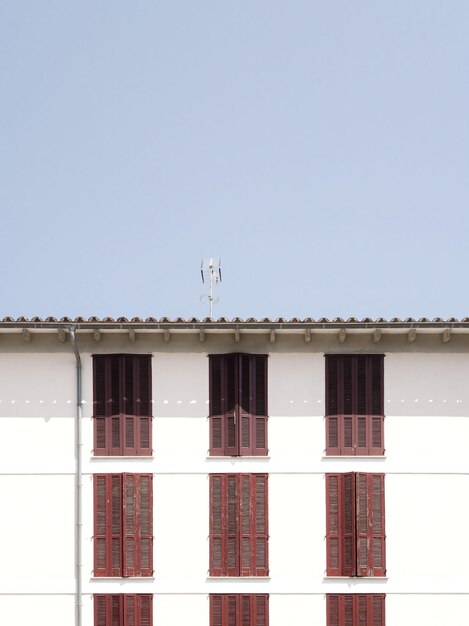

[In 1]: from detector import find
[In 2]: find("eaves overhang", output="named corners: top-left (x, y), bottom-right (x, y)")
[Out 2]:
top-left (0, 316), bottom-right (468, 333)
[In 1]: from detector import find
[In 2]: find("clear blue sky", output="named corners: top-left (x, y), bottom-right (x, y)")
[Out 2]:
top-left (1, 2), bottom-right (468, 320)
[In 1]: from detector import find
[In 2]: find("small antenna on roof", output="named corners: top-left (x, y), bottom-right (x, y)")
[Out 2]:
top-left (200, 258), bottom-right (222, 319)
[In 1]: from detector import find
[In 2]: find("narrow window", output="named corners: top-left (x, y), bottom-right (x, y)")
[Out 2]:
top-left (209, 354), bottom-right (268, 456)
top-left (327, 594), bottom-right (385, 626)
top-left (326, 473), bottom-right (385, 577)
top-left (93, 354), bottom-right (152, 456)
top-left (94, 594), bottom-right (153, 626)
top-left (94, 474), bottom-right (153, 577)
top-left (325, 355), bottom-right (384, 455)
top-left (210, 594), bottom-right (269, 626)
top-left (210, 474), bottom-right (268, 576)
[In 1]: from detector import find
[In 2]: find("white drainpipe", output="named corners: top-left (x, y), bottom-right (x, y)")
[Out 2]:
top-left (69, 326), bottom-right (82, 626)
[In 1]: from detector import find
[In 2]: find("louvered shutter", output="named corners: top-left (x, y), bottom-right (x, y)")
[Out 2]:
top-left (123, 474), bottom-right (137, 576)
top-left (326, 355), bottom-right (384, 456)
top-left (254, 475), bottom-right (268, 576)
top-left (356, 473), bottom-right (385, 576)
top-left (94, 474), bottom-right (123, 576)
top-left (137, 474), bottom-right (153, 576)
top-left (209, 474), bottom-right (239, 576)
top-left (239, 475), bottom-right (268, 576)
top-left (210, 474), bottom-right (225, 576)
top-left (122, 474), bottom-right (154, 577)
top-left (209, 354), bottom-right (268, 457)
top-left (94, 595), bottom-right (109, 626)
top-left (239, 356), bottom-right (268, 457)
top-left (137, 594), bottom-right (153, 626)
top-left (124, 595), bottom-right (136, 626)
top-left (326, 473), bottom-right (355, 576)
top-left (327, 595), bottom-right (385, 626)
top-left (94, 355), bottom-right (152, 456)
top-left (369, 474), bottom-right (385, 576)
top-left (210, 595), bottom-right (269, 626)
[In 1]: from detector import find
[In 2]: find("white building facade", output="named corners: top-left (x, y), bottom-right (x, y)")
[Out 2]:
top-left (0, 317), bottom-right (468, 626)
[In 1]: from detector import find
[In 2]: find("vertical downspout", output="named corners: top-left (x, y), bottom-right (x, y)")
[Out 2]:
top-left (69, 326), bottom-right (82, 626)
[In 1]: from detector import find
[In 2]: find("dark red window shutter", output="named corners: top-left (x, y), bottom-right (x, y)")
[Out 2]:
top-left (325, 355), bottom-right (384, 456)
top-left (210, 595), bottom-right (269, 626)
top-left (326, 595), bottom-right (385, 626)
top-left (210, 474), bottom-right (268, 577)
top-left (94, 595), bottom-right (153, 626)
top-left (326, 473), bottom-right (385, 577)
top-left (94, 474), bottom-right (123, 577)
top-left (356, 474), bottom-right (386, 576)
top-left (137, 474), bottom-right (153, 576)
top-left (209, 354), bottom-right (268, 457)
top-left (326, 473), bottom-right (356, 576)
top-left (94, 474), bottom-right (153, 578)
top-left (93, 355), bottom-right (152, 456)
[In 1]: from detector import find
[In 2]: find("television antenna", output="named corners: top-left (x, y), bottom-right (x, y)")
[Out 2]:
top-left (200, 258), bottom-right (222, 318)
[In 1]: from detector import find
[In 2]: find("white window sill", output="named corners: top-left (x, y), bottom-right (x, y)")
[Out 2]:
top-left (323, 576), bottom-right (388, 580)
top-left (322, 455), bottom-right (386, 460)
top-left (90, 577), bottom-right (155, 581)
top-left (91, 456), bottom-right (154, 460)
top-left (206, 576), bottom-right (271, 581)
top-left (206, 456), bottom-right (271, 460)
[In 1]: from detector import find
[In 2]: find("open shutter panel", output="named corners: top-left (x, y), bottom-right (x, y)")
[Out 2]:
top-left (253, 356), bottom-right (268, 456)
top-left (254, 475), bottom-right (268, 576)
top-left (240, 474), bottom-right (268, 576)
top-left (356, 473), bottom-right (385, 576)
top-left (137, 474), bottom-right (153, 576)
top-left (370, 475), bottom-right (385, 576)
top-left (137, 356), bottom-right (152, 455)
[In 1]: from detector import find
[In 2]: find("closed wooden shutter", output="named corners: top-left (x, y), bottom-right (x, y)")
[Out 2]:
top-left (94, 474), bottom-right (123, 577)
top-left (210, 595), bottom-right (269, 626)
top-left (326, 473), bottom-right (356, 576)
top-left (94, 474), bottom-right (153, 578)
top-left (210, 474), bottom-right (268, 576)
top-left (326, 595), bottom-right (385, 626)
top-left (325, 355), bottom-right (384, 456)
top-left (326, 473), bottom-right (385, 577)
top-left (93, 355), bottom-right (152, 456)
top-left (209, 355), bottom-right (268, 457)
top-left (94, 595), bottom-right (153, 626)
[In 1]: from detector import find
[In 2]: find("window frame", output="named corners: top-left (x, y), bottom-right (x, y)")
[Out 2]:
top-left (93, 473), bottom-right (153, 577)
top-left (209, 473), bottom-right (269, 577)
top-left (210, 594), bottom-right (269, 626)
top-left (326, 472), bottom-right (386, 577)
top-left (325, 354), bottom-right (384, 456)
top-left (94, 594), bottom-right (153, 626)
top-left (327, 594), bottom-right (385, 626)
top-left (209, 353), bottom-right (268, 457)
top-left (93, 354), bottom-right (153, 456)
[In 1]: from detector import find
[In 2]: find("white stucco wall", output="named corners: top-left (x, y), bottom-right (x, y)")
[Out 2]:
top-left (0, 341), bottom-right (468, 625)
